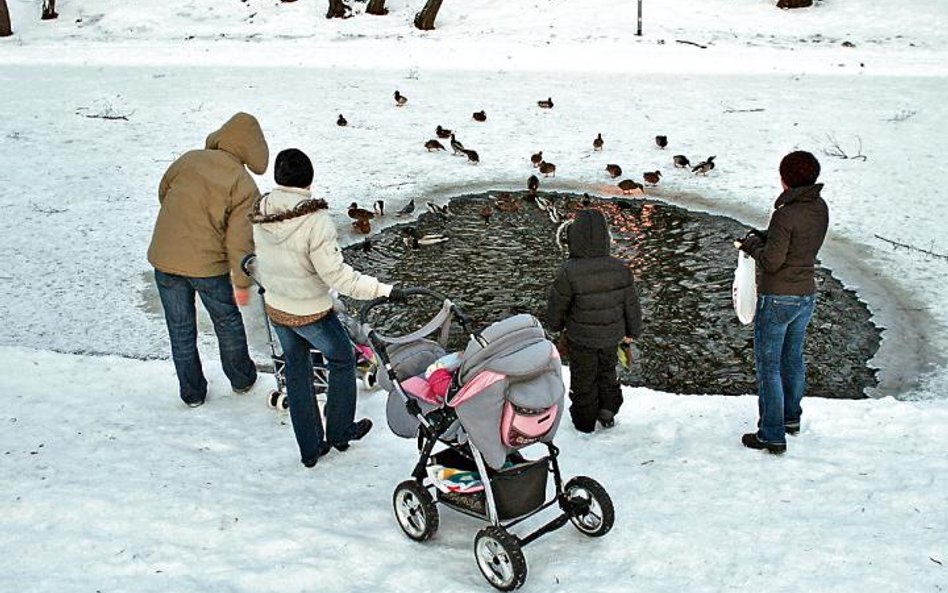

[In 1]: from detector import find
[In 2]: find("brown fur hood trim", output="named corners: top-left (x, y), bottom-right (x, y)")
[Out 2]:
top-left (250, 194), bottom-right (329, 224)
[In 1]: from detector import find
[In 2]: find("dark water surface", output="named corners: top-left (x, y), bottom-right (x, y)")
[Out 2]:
top-left (342, 191), bottom-right (880, 399)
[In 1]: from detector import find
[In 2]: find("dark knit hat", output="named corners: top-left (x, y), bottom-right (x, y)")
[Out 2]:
top-left (274, 148), bottom-right (314, 189)
top-left (779, 150), bottom-right (821, 188)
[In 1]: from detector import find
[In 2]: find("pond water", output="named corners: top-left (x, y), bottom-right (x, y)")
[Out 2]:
top-left (342, 191), bottom-right (880, 399)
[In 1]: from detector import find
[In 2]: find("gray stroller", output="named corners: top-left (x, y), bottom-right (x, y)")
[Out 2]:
top-left (359, 288), bottom-right (615, 591)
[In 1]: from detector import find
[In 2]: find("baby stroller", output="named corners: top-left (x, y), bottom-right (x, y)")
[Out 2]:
top-left (240, 254), bottom-right (379, 411)
top-left (360, 288), bottom-right (615, 591)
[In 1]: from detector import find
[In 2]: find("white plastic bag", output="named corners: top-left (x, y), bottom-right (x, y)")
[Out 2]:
top-left (732, 250), bottom-right (757, 325)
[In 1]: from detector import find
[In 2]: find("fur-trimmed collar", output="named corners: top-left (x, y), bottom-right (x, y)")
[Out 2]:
top-left (250, 188), bottom-right (329, 224)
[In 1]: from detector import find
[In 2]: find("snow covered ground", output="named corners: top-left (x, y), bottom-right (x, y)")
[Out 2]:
top-left (1, 0), bottom-right (947, 591)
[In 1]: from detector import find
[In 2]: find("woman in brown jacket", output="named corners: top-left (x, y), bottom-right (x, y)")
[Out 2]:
top-left (147, 112), bottom-right (268, 407)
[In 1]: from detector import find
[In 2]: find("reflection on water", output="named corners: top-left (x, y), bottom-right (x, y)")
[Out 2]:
top-left (343, 191), bottom-right (880, 399)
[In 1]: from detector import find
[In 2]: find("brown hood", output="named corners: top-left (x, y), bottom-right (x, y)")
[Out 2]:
top-left (205, 112), bottom-right (269, 175)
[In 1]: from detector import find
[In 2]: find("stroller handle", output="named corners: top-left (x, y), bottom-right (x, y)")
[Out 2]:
top-left (359, 287), bottom-right (473, 332)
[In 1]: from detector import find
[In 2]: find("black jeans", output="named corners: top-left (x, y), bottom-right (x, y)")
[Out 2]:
top-left (154, 270), bottom-right (257, 404)
top-left (567, 341), bottom-right (622, 433)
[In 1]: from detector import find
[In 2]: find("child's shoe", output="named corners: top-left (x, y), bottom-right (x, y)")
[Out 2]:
top-left (597, 409), bottom-right (616, 429)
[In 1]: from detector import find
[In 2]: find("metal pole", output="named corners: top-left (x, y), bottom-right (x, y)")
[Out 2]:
top-left (636, 0), bottom-right (643, 36)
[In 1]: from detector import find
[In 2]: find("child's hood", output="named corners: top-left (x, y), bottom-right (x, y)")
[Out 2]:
top-left (567, 209), bottom-right (610, 258)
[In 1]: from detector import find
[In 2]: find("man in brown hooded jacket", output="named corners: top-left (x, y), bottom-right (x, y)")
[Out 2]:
top-left (148, 112), bottom-right (269, 407)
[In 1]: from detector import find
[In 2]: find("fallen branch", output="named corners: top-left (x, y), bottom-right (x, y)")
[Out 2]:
top-left (84, 112), bottom-right (131, 121)
top-left (885, 109), bottom-right (918, 123)
top-left (723, 104), bottom-right (766, 114)
top-left (29, 201), bottom-right (69, 215)
top-left (824, 133), bottom-right (867, 161)
top-left (676, 39), bottom-right (708, 49)
top-left (874, 234), bottom-right (948, 261)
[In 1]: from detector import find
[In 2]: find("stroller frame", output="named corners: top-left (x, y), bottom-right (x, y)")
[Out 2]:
top-left (240, 254), bottom-right (377, 411)
top-left (361, 289), bottom-right (614, 591)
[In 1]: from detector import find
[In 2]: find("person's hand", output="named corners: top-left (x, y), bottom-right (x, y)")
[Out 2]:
top-left (739, 233), bottom-right (763, 255)
top-left (388, 287), bottom-right (408, 303)
top-left (234, 287), bottom-right (251, 306)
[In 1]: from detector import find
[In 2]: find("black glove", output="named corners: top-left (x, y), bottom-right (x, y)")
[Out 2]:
top-left (388, 287), bottom-right (408, 303)
top-left (749, 228), bottom-right (768, 240)
top-left (739, 233), bottom-right (764, 255)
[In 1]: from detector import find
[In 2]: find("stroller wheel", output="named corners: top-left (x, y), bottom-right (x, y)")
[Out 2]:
top-left (362, 370), bottom-right (378, 391)
top-left (474, 526), bottom-right (527, 591)
top-left (276, 393), bottom-right (289, 412)
top-left (267, 390), bottom-right (282, 409)
top-left (564, 476), bottom-right (615, 537)
top-left (392, 480), bottom-right (439, 542)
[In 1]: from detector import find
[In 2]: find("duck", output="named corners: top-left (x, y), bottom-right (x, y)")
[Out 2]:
top-left (492, 193), bottom-right (521, 213)
top-left (361, 237), bottom-right (373, 253)
top-left (531, 151), bottom-right (543, 168)
top-left (463, 148), bottom-right (480, 164)
top-left (643, 171), bottom-right (662, 186)
top-left (426, 201), bottom-right (451, 218)
top-left (436, 125), bottom-right (452, 139)
top-left (537, 97), bottom-right (554, 109)
top-left (605, 164), bottom-right (622, 179)
top-left (582, 192), bottom-right (593, 207)
top-left (352, 218), bottom-right (372, 234)
top-left (425, 139), bottom-right (446, 152)
top-left (539, 161), bottom-right (556, 177)
top-left (348, 202), bottom-right (375, 221)
top-left (673, 155), bottom-right (691, 168)
top-left (480, 203), bottom-right (493, 223)
top-left (655, 135), bottom-right (668, 149)
top-left (617, 179), bottom-right (644, 194)
top-left (396, 198), bottom-right (415, 217)
top-left (337, 114), bottom-right (348, 127)
top-left (394, 90), bottom-right (408, 107)
top-left (473, 110), bottom-right (487, 122)
top-left (593, 133), bottom-right (604, 151)
top-left (692, 156), bottom-right (716, 175)
top-left (373, 200), bottom-right (385, 216)
top-left (403, 227), bottom-right (449, 248)
top-left (450, 133), bottom-right (465, 155)
top-left (528, 174), bottom-right (540, 194)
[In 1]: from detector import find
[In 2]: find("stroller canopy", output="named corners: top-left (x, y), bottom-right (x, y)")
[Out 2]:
top-left (450, 314), bottom-right (565, 469)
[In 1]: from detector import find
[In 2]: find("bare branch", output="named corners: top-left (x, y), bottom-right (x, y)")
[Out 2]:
top-left (885, 109), bottom-right (918, 123)
top-left (676, 39), bottom-right (708, 49)
top-left (823, 133), bottom-right (867, 161)
top-left (29, 201), bottom-right (68, 215)
top-left (874, 234), bottom-right (948, 261)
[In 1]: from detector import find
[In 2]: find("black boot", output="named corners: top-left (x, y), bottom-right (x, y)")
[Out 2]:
top-left (334, 418), bottom-right (373, 452)
top-left (741, 433), bottom-right (786, 455)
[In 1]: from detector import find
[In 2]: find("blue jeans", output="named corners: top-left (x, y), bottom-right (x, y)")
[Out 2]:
top-left (753, 293), bottom-right (817, 444)
top-left (154, 270), bottom-right (257, 405)
top-left (272, 312), bottom-right (359, 462)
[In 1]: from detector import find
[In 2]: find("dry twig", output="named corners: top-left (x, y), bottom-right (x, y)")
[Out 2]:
top-left (676, 39), bottom-right (708, 49)
top-left (824, 133), bottom-right (867, 161)
top-left (874, 234), bottom-right (948, 261)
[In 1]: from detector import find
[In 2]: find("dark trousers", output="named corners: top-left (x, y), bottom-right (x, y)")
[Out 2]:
top-left (154, 270), bottom-right (257, 405)
top-left (567, 340), bottom-right (622, 433)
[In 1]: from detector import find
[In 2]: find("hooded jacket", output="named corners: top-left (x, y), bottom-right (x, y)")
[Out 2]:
top-left (147, 112), bottom-right (269, 288)
top-left (747, 184), bottom-right (829, 295)
top-left (547, 209), bottom-right (643, 348)
top-left (250, 187), bottom-right (393, 316)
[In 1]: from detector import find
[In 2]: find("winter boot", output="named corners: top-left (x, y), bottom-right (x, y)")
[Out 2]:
top-left (741, 433), bottom-right (786, 455)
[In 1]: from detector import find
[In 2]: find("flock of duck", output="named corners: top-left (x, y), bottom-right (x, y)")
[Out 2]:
top-left (339, 91), bottom-right (719, 249)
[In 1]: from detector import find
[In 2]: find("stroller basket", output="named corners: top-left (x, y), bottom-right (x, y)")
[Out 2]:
top-left (433, 448), bottom-right (549, 521)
